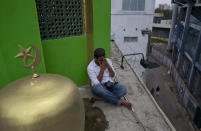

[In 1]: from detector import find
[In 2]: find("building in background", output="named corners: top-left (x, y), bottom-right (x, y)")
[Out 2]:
top-left (152, 13), bottom-right (171, 39)
top-left (168, 0), bottom-right (201, 129)
top-left (161, 19), bottom-right (172, 25)
top-left (153, 13), bottom-right (164, 23)
top-left (152, 23), bottom-right (170, 38)
top-left (159, 4), bottom-right (171, 10)
top-left (111, 0), bottom-right (155, 77)
top-left (152, 5), bottom-right (173, 39)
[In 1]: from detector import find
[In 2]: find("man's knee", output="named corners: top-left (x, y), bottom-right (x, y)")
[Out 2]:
top-left (122, 86), bottom-right (127, 94)
top-left (114, 84), bottom-right (127, 97)
top-left (92, 84), bottom-right (105, 96)
top-left (117, 84), bottom-right (127, 92)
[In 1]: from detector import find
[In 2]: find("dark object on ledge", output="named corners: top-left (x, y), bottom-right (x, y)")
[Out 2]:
top-left (120, 53), bottom-right (160, 69)
top-left (104, 81), bottom-right (118, 89)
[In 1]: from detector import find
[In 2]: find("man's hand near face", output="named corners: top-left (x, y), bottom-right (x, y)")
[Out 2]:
top-left (103, 58), bottom-right (115, 77)
top-left (97, 58), bottom-right (115, 82)
top-left (97, 59), bottom-right (106, 82)
top-left (99, 60), bottom-right (107, 71)
top-left (103, 58), bottom-right (109, 68)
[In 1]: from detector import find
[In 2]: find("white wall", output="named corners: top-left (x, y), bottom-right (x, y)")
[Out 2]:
top-left (111, 0), bottom-right (155, 13)
top-left (111, 0), bottom-right (155, 77)
top-left (111, 0), bottom-right (122, 11)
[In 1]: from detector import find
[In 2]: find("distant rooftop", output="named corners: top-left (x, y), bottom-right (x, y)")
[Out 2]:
top-left (154, 13), bottom-right (164, 17)
top-left (153, 23), bottom-right (171, 29)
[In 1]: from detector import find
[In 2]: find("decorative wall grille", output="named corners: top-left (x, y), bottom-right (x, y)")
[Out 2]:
top-left (35, 0), bottom-right (84, 40)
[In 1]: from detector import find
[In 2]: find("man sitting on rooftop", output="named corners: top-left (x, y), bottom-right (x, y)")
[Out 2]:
top-left (87, 48), bottom-right (132, 108)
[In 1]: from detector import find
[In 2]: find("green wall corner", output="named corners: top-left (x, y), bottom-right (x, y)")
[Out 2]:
top-left (93, 0), bottom-right (111, 58)
top-left (42, 36), bottom-right (88, 86)
top-left (0, 0), bottom-right (46, 89)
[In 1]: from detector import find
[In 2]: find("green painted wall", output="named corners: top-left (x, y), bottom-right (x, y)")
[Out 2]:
top-left (41, 0), bottom-right (111, 86)
top-left (0, 0), bottom-right (46, 89)
top-left (93, 0), bottom-right (111, 57)
top-left (0, 0), bottom-right (111, 88)
top-left (0, 52), bottom-right (9, 87)
top-left (42, 36), bottom-right (88, 86)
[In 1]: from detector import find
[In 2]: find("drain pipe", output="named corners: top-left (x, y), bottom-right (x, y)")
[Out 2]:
top-left (167, 3), bottom-right (178, 52)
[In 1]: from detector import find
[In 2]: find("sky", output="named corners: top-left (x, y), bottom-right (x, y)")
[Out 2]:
top-left (155, 0), bottom-right (172, 8)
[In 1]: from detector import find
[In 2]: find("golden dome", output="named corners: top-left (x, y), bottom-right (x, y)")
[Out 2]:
top-left (0, 74), bottom-right (85, 131)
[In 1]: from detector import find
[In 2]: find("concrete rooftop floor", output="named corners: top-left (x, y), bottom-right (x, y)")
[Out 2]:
top-left (79, 42), bottom-right (175, 131)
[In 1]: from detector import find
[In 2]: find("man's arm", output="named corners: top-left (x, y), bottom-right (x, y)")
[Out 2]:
top-left (87, 66), bottom-right (100, 85)
top-left (97, 68), bottom-right (105, 82)
top-left (97, 61), bottom-right (106, 82)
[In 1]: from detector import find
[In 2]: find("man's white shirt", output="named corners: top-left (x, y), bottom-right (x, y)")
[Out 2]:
top-left (87, 58), bottom-right (116, 86)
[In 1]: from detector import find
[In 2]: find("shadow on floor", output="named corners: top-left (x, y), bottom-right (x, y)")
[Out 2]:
top-left (83, 98), bottom-right (109, 131)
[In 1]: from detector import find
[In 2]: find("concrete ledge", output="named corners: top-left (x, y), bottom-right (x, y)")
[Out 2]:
top-left (113, 42), bottom-right (176, 131)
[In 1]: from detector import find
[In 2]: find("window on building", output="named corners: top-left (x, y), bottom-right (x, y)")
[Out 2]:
top-left (124, 37), bottom-right (138, 43)
top-left (122, 0), bottom-right (145, 11)
top-left (35, 0), bottom-right (84, 40)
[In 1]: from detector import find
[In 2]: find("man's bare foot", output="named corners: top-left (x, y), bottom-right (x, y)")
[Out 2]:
top-left (90, 96), bottom-right (103, 103)
top-left (121, 100), bottom-right (132, 109)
